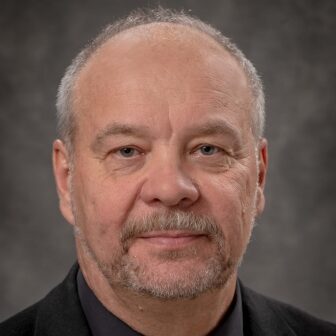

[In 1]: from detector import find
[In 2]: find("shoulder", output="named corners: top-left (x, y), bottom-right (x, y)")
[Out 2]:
top-left (0, 264), bottom-right (90, 336)
top-left (240, 284), bottom-right (336, 336)
top-left (0, 302), bottom-right (40, 336)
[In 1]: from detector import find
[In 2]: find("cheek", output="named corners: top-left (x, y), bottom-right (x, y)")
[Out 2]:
top-left (203, 167), bottom-right (257, 244)
top-left (70, 169), bottom-right (138, 254)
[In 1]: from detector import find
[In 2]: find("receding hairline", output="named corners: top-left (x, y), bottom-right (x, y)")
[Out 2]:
top-left (73, 22), bottom-right (252, 144)
top-left (56, 9), bottom-right (265, 152)
top-left (73, 21), bottom-right (252, 118)
top-left (75, 21), bottom-right (247, 88)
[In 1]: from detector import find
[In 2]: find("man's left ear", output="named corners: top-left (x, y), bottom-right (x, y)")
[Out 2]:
top-left (256, 138), bottom-right (268, 215)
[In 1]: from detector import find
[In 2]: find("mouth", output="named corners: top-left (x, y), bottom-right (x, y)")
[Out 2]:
top-left (137, 231), bottom-right (208, 247)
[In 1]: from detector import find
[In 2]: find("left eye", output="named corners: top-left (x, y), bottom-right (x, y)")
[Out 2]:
top-left (117, 147), bottom-right (139, 158)
top-left (198, 145), bottom-right (220, 156)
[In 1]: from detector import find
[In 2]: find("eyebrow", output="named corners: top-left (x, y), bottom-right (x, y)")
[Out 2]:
top-left (91, 119), bottom-right (242, 152)
top-left (91, 122), bottom-right (150, 152)
top-left (186, 120), bottom-right (241, 145)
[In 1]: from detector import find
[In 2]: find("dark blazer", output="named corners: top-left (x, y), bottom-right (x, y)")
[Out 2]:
top-left (1, 264), bottom-right (335, 335)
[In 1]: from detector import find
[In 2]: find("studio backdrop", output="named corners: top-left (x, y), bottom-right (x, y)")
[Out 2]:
top-left (0, 0), bottom-right (335, 323)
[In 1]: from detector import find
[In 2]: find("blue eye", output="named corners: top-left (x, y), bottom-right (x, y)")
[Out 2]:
top-left (118, 147), bottom-right (138, 157)
top-left (199, 145), bottom-right (218, 155)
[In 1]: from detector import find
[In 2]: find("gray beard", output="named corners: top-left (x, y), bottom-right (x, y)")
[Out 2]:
top-left (75, 211), bottom-right (243, 300)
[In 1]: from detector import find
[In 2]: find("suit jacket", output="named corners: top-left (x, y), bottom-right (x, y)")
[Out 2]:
top-left (1, 264), bottom-right (336, 336)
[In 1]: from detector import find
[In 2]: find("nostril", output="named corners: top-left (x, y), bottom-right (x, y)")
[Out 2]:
top-left (139, 165), bottom-right (200, 207)
top-left (179, 197), bottom-right (196, 208)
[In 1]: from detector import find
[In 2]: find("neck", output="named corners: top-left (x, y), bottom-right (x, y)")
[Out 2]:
top-left (77, 248), bottom-right (237, 336)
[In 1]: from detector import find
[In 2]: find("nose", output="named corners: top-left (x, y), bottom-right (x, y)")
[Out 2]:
top-left (140, 159), bottom-right (199, 208)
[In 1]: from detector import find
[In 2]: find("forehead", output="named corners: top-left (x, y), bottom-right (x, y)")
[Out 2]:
top-left (73, 23), bottom-right (252, 140)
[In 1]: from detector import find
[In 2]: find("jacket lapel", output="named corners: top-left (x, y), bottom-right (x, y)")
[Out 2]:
top-left (240, 283), bottom-right (297, 336)
top-left (34, 264), bottom-right (91, 336)
top-left (32, 265), bottom-right (300, 336)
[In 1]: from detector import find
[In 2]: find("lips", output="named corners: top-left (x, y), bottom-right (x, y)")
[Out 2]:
top-left (138, 231), bottom-right (207, 247)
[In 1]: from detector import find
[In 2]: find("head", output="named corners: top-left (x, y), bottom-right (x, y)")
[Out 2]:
top-left (53, 8), bottom-right (267, 300)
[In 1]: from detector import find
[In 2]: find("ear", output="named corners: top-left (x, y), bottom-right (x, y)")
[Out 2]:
top-left (255, 138), bottom-right (268, 215)
top-left (52, 139), bottom-right (75, 225)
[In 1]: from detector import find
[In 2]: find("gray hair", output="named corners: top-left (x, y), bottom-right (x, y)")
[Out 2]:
top-left (56, 7), bottom-right (265, 151)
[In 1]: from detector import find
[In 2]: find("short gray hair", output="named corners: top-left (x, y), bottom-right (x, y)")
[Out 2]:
top-left (56, 7), bottom-right (265, 151)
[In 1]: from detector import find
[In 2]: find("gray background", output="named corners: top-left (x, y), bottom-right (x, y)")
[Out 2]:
top-left (1, 0), bottom-right (335, 324)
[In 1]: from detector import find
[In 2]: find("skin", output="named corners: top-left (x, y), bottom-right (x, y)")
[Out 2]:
top-left (53, 24), bottom-right (267, 336)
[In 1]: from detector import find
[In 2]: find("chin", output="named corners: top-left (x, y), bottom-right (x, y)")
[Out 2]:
top-left (99, 250), bottom-right (238, 300)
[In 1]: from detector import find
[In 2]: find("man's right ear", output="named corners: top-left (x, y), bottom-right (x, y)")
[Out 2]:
top-left (52, 140), bottom-right (75, 225)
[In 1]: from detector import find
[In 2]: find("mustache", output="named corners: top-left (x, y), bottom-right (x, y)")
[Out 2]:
top-left (120, 211), bottom-right (224, 244)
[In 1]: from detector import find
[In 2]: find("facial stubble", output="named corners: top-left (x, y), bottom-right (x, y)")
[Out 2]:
top-left (74, 211), bottom-right (244, 300)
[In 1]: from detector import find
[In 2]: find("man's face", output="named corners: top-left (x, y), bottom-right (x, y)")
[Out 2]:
top-left (54, 25), bottom-right (267, 299)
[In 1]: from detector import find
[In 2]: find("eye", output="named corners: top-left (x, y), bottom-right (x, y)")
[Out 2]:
top-left (198, 145), bottom-right (220, 156)
top-left (117, 147), bottom-right (140, 158)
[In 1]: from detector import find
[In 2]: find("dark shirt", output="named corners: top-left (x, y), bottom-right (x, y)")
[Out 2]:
top-left (77, 270), bottom-right (244, 335)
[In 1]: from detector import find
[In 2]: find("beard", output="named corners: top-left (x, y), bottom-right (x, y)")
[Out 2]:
top-left (74, 211), bottom-right (245, 300)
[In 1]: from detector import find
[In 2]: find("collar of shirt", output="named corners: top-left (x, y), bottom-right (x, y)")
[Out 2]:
top-left (77, 269), bottom-right (244, 336)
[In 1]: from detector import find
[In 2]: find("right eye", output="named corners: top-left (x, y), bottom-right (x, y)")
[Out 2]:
top-left (116, 147), bottom-right (140, 158)
top-left (198, 144), bottom-right (220, 156)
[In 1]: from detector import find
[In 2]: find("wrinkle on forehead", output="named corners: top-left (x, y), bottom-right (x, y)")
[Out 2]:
top-left (73, 22), bottom-right (253, 141)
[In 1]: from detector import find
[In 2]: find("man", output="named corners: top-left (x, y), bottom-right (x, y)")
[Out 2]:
top-left (1, 7), bottom-right (335, 336)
